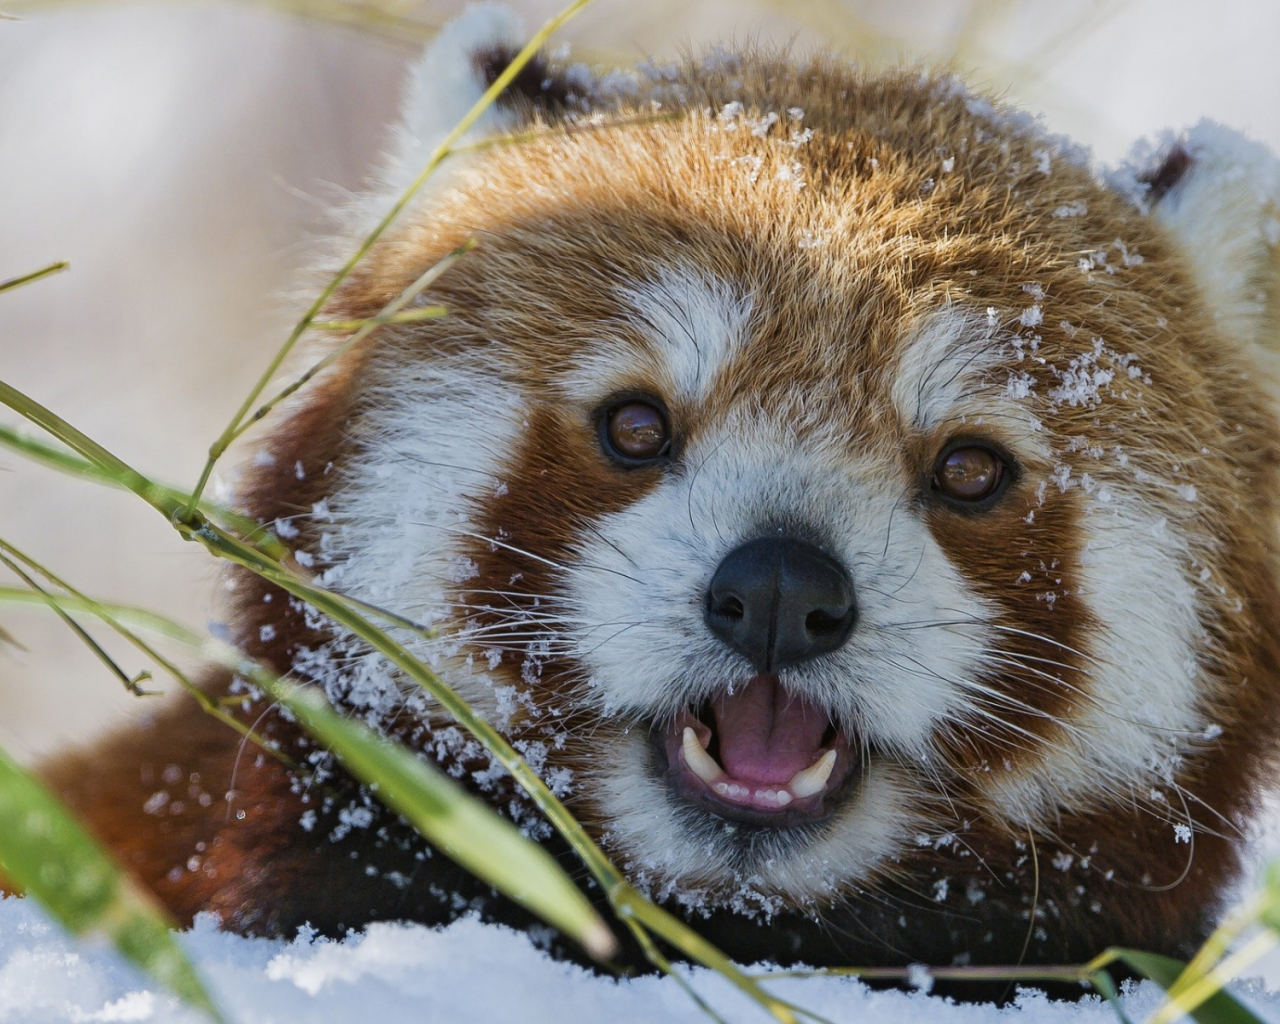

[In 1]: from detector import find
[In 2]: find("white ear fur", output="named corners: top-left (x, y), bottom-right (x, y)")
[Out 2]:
top-left (1136, 122), bottom-right (1280, 353)
top-left (375, 4), bottom-right (526, 207)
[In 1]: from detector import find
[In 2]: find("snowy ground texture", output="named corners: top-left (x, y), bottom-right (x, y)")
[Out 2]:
top-left (2, 898), bottom-right (1278, 1024)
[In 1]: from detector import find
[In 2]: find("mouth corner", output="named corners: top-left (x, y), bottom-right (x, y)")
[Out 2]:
top-left (654, 673), bottom-right (862, 827)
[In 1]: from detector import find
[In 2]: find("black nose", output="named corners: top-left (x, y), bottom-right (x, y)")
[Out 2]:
top-left (704, 537), bottom-right (857, 672)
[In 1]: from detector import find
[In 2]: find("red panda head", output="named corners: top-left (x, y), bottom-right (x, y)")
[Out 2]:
top-left (233, 10), bottom-right (1280, 952)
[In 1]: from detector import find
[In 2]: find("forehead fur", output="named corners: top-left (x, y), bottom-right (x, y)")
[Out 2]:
top-left (316, 51), bottom-right (1268, 766)
top-left (331, 52), bottom-right (1280, 660)
top-left (341, 57), bottom-right (1258, 471)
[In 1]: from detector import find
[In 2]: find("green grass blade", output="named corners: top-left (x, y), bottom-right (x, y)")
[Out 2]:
top-left (1110, 949), bottom-right (1264, 1024)
top-left (0, 260), bottom-right (67, 293)
top-left (275, 681), bottom-right (616, 961)
top-left (0, 746), bottom-right (223, 1021)
top-left (182, 0), bottom-right (594, 514)
top-left (0, 576), bottom-right (616, 961)
top-left (0, 409), bottom-right (285, 560)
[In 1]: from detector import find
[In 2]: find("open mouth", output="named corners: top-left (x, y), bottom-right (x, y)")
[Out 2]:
top-left (657, 673), bottom-right (861, 826)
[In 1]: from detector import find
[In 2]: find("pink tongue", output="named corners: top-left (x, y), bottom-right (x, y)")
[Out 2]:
top-left (712, 674), bottom-right (830, 784)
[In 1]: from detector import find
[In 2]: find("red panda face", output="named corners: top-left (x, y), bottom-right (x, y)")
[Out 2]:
top-left (237, 45), bottom-right (1280, 949)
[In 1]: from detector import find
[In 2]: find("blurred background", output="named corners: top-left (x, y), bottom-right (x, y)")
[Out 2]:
top-left (2, 1), bottom-right (1280, 965)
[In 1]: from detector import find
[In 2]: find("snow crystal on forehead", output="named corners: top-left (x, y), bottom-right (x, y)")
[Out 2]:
top-left (892, 306), bottom-right (1013, 432)
top-left (1045, 337), bottom-right (1147, 411)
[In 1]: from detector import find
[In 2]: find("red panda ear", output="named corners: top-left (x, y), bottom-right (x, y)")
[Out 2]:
top-left (469, 42), bottom-right (573, 116)
top-left (1127, 124), bottom-right (1280, 354)
top-left (380, 4), bottom-right (569, 205)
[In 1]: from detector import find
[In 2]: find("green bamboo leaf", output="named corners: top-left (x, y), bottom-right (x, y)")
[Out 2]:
top-left (0, 745), bottom-right (223, 1021)
top-left (273, 680), bottom-right (616, 961)
top-left (1110, 949), bottom-right (1264, 1024)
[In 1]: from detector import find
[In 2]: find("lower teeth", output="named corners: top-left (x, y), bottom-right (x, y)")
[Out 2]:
top-left (680, 725), bottom-right (838, 805)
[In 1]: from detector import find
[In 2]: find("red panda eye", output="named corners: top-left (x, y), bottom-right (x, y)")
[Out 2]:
top-left (932, 444), bottom-right (1007, 503)
top-left (601, 399), bottom-right (671, 464)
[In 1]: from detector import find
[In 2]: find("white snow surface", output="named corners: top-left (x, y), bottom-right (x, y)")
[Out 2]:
top-left (2, 898), bottom-right (1278, 1024)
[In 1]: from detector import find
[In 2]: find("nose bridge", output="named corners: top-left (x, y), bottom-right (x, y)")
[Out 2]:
top-left (686, 430), bottom-right (830, 535)
top-left (704, 535), bottom-right (858, 672)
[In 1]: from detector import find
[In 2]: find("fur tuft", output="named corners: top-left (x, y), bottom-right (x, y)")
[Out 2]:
top-left (377, 4), bottom-right (527, 208)
top-left (1130, 122), bottom-right (1280, 352)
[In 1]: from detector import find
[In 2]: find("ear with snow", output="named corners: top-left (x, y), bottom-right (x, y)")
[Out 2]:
top-left (1125, 123), bottom-right (1280, 353)
top-left (383, 3), bottom-right (574, 199)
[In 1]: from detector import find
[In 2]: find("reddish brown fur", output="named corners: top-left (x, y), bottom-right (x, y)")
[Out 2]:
top-left (21, 48), bottom-right (1280, 988)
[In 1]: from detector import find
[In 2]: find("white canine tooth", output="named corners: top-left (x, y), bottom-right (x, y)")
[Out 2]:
top-left (682, 727), bottom-right (725, 785)
top-left (788, 749), bottom-right (838, 799)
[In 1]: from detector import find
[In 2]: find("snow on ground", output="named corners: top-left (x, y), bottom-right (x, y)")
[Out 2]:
top-left (1, 897), bottom-right (1278, 1024)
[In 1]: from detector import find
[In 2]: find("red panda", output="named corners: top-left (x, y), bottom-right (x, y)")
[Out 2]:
top-left (33, 5), bottom-right (1280, 990)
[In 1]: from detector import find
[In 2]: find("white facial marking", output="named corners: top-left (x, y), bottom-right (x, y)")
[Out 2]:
top-left (891, 307), bottom-right (1050, 461)
top-left (988, 490), bottom-right (1206, 823)
top-left (296, 351), bottom-right (522, 723)
top-left (891, 307), bottom-right (1000, 431)
top-left (559, 266), bottom-right (753, 404)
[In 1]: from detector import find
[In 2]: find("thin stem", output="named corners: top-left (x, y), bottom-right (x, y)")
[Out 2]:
top-left (619, 921), bottom-right (731, 1024)
top-left (309, 307), bottom-right (447, 331)
top-left (0, 423), bottom-right (282, 557)
top-left (0, 549), bottom-right (156, 696)
top-left (0, 260), bottom-right (68, 293)
top-left (0, 565), bottom-right (285, 765)
top-left (610, 884), bottom-right (796, 1023)
top-left (231, 242), bottom-right (472, 439)
top-left (181, 0), bottom-right (593, 516)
